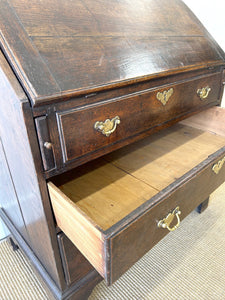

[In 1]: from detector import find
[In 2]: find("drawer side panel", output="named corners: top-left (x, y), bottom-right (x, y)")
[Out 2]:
top-left (48, 182), bottom-right (105, 278)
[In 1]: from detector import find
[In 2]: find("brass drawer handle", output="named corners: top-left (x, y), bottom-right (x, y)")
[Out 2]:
top-left (94, 116), bottom-right (120, 137)
top-left (156, 88), bottom-right (173, 106)
top-left (158, 206), bottom-right (181, 232)
top-left (212, 156), bottom-right (225, 174)
top-left (197, 86), bottom-right (211, 100)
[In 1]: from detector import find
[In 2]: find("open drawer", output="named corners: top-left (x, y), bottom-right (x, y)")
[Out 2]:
top-left (48, 107), bottom-right (225, 285)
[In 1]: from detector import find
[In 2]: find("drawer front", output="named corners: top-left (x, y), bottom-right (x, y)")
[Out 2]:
top-left (57, 73), bottom-right (221, 164)
top-left (49, 146), bottom-right (225, 285)
top-left (109, 149), bottom-right (225, 284)
top-left (57, 232), bottom-right (94, 286)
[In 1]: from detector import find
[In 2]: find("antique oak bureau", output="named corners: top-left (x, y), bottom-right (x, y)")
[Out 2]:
top-left (0, 0), bottom-right (225, 299)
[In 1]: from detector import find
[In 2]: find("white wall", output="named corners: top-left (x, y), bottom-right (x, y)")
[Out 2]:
top-left (183, 0), bottom-right (225, 107)
top-left (0, 217), bottom-right (9, 240)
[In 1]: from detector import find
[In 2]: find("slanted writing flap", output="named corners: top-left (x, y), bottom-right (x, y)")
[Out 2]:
top-left (0, 0), bottom-right (224, 106)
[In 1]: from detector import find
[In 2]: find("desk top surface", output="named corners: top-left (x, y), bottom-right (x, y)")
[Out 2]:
top-left (0, 0), bottom-right (224, 106)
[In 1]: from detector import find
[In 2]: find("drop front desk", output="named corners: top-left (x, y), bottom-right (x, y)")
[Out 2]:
top-left (0, 0), bottom-right (225, 299)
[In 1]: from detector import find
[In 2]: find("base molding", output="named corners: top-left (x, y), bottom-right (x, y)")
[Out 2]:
top-left (62, 271), bottom-right (102, 300)
top-left (0, 208), bottom-right (102, 300)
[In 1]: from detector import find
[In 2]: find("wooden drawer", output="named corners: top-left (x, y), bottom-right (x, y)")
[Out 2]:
top-left (48, 107), bottom-right (225, 285)
top-left (56, 73), bottom-right (221, 165)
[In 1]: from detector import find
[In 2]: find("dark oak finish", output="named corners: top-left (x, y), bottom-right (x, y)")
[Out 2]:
top-left (109, 148), bottom-right (225, 283)
top-left (0, 0), bottom-right (225, 299)
top-left (0, 52), bottom-right (65, 288)
top-left (223, 69), bottom-right (225, 84)
top-left (44, 101), bottom-right (220, 178)
top-left (57, 233), bottom-right (95, 286)
top-left (0, 138), bottom-right (27, 238)
top-left (32, 66), bottom-right (223, 117)
top-left (62, 271), bottom-right (102, 300)
top-left (35, 116), bottom-right (56, 171)
top-left (197, 197), bottom-right (210, 214)
top-left (52, 72), bottom-right (221, 165)
top-left (0, 208), bottom-right (62, 299)
top-left (0, 0), bottom-right (225, 106)
top-left (49, 115), bottom-right (225, 284)
top-left (0, 208), bottom-right (102, 300)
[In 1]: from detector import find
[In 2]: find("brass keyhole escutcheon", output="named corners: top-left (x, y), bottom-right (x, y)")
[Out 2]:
top-left (156, 88), bottom-right (174, 106)
top-left (158, 206), bottom-right (181, 232)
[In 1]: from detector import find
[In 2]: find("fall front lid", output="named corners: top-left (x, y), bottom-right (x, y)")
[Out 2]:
top-left (0, 0), bottom-right (224, 106)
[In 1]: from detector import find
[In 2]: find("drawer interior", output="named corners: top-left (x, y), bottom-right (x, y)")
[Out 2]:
top-left (50, 107), bottom-right (225, 231)
top-left (48, 107), bottom-right (225, 282)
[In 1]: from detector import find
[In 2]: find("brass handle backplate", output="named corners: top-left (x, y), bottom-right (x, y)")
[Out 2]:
top-left (158, 206), bottom-right (181, 232)
top-left (197, 86), bottom-right (211, 100)
top-left (212, 156), bottom-right (225, 174)
top-left (94, 116), bottom-right (120, 137)
top-left (156, 88), bottom-right (174, 106)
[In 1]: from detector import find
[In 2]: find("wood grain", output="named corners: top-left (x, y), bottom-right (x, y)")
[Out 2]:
top-left (35, 116), bottom-right (56, 171)
top-left (51, 122), bottom-right (225, 229)
top-left (53, 159), bottom-right (157, 230)
top-left (106, 124), bottom-right (225, 190)
top-left (44, 101), bottom-right (219, 178)
top-left (48, 182), bottom-right (106, 278)
top-left (0, 0), bottom-right (224, 105)
top-left (32, 66), bottom-right (222, 116)
top-left (0, 138), bottom-right (27, 238)
top-left (0, 0), bottom-right (60, 101)
top-left (109, 147), bottom-right (225, 283)
top-left (57, 73), bottom-right (221, 164)
top-left (181, 106), bottom-right (225, 137)
top-left (0, 51), bottom-right (65, 288)
top-left (57, 233), bottom-right (94, 286)
top-left (1, 0), bottom-right (224, 296)
top-left (49, 112), bottom-right (225, 284)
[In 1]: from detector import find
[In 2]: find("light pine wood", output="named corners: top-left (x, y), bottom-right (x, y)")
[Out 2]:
top-left (55, 161), bottom-right (158, 230)
top-left (48, 182), bottom-right (105, 277)
top-left (48, 110), bottom-right (225, 284)
top-left (50, 121), bottom-right (225, 232)
top-left (181, 107), bottom-right (225, 137)
top-left (106, 123), bottom-right (225, 190)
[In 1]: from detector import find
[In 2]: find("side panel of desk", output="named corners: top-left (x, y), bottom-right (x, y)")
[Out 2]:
top-left (0, 51), bottom-right (65, 289)
top-left (0, 137), bottom-right (26, 238)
